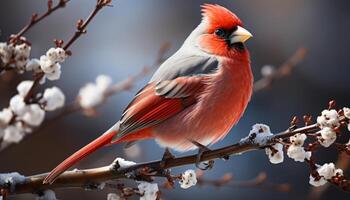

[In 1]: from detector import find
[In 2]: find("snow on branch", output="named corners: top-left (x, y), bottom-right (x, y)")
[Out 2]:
top-left (1, 100), bottom-right (350, 199)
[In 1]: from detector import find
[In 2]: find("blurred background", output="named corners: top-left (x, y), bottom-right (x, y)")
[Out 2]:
top-left (1, 0), bottom-right (350, 199)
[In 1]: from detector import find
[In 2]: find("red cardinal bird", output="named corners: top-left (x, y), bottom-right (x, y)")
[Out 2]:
top-left (44, 4), bottom-right (253, 184)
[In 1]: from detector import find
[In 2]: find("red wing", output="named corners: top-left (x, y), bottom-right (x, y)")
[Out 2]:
top-left (115, 76), bottom-right (207, 140)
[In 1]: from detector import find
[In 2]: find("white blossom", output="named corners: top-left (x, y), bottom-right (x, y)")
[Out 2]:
top-left (13, 43), bottom-right (31, 71)
top-left (21, 104), bottom-right (45, 126)
top-left (42, 87), bottom-right (65, 111)
top-left (335, 168), bottom-right (344, 176)
top-left (317, 109), bottom-right (339, 128)
top-left (44, 63), bottom-right (62, 81)
top-left (14, 43), bottom-right (30, 58)
top-left (79, 83), bottom-right (104, 109)
top-left (96, 75), bottom-right (112, 91)
top-left (287, 145), bottom-right (311, 162)
top-left (35, 190), bottom-right (57, 200)
top-left (317, 163), bottom-right (336, 179)
top-left (107, 193), bottom-right (122, 200)
top-left (265, 143), bottom-right (284, 164)
top-left (39, 55), bottom-right (55, 73)
top-left (309, 163), bottom-right (343, 187)
top-left (261, 65), bottom-right (275, 77)
top-left (309, 175), bottom-right (327, 187)
top-left (3, 125), bottom-right (24, 143)
top-left (26, 58), bottom-right (41, 72)
top-left (138, 182), bottom-right (159, 200)
top-left (0, 42), bottom-right (14, 64)
top-left (79, 75), bottom-right (112, 109)
top-left (343, 107), bottom-right (350, 119)
top-left (9, 95), bottom-right (27, 116)
top-left (17, 80), bottom-right (33, 97)
top-left (290, 133), bottom-right (307, 146)
top-left (318, 127), bottom-right (337, 147)
top-left (179, 169), bottom-right (197, 189)
top-left (0, 108), bottom-right (13, 125)
top-left (46, 47), bottom-right (66, 63)
top-left (39, 55), bottom-right (62, 81)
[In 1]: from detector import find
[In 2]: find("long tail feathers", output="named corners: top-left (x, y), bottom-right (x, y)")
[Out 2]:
top-left (43, 130), bottom-right (117, 184)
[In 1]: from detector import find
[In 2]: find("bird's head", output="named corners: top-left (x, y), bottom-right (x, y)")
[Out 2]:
top-left (193, 4), bottom-right (252, 58)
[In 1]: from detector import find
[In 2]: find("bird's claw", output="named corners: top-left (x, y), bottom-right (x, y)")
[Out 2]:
top-left (190, 140), bottom-right (215, 171)
top-left (160, 148), bottom-right (175, 169)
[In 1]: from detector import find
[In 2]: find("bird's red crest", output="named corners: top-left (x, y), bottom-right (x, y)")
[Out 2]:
top-left (201, 4), bottom-right (242, 33)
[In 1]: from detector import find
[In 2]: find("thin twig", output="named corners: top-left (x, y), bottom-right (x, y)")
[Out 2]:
top-left (9, 0), bottom-right (69, 43)
top-left (254, 47), bottom-right (307, 92)
top-left (62, 0), bottom-right (111, 51)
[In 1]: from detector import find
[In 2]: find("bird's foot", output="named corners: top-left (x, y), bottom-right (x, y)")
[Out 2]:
top-left (154, 148), bottom-right (175, 176)
top-left (162, 148), bottom-right (175, 162)
top-left (190, 140), bottom-right (215, 170)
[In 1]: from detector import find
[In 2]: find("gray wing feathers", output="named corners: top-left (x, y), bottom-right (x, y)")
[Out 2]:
top-left (150, 55), bottom-right (218, 83)
top-left (155, 80), bottom-right (190, 98)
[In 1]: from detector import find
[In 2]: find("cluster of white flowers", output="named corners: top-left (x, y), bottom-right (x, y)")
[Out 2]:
top-left (179, 169), bottom-right (197, 189)
top-left (78, 75), bottom-right (112, 109)
top-left (317, 109), bottom-right (339, 128)
top-left (0, 40), bottom-right (67, 82)
top-left (309, 163), bottom-right (343, 187)
top-left (41, 87), bottom-right (65, 111)
top-left (38, 47), bottom-right (66, 82)
top-left (316, 109), bottom-right (339, 147)
top-left (0, 81), bottom-right (65, 144)
top-left (0, 41), bottom-right (31, 73)
top-left (243, 124), bottom-right (286, 164)
top-left (137, 182), bottom-right (159, 200)
top-left (287, 133), bottom-right (311, 162)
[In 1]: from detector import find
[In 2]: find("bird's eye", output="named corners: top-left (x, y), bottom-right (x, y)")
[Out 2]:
top-left (214, 29), bottom-right (226, 38)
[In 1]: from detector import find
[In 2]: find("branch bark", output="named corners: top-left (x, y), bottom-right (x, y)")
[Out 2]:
top-left (4, 119), bottom-right (341, 195)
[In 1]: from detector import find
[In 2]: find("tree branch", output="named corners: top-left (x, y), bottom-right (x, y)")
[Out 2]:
top-left (3, 115), bottom-right (347, 195)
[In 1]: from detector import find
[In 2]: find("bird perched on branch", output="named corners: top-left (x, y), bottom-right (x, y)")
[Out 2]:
top-left (44, 3), bottom-right (253, 184)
